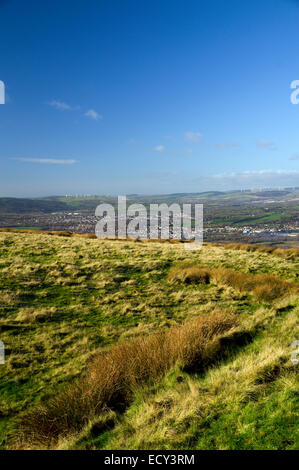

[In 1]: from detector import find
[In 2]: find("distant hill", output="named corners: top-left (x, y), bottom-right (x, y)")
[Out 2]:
top-left (0, 188), bottom-right (298, 214)
top-left (0, 198), bottom-right (68, 213)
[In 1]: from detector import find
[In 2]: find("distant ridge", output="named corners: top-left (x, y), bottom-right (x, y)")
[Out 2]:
top-left (0, 197), bottom-right (68, 214)
top-left (0, 188), bottom-right (298, 214)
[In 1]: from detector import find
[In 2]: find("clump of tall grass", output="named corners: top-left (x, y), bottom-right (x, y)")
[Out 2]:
top-left (15, 307), bottom-right (58, 323)
top-left (219, 242), bottom-right (299, 260)
top-left (168, 265), bottom-right (211, 284)
top-left (15, 311), bottom-right (236, 448)
top-left (211, 268), bottom-right (297, 301)
top-left (169, 264), bottom-right (299, 302)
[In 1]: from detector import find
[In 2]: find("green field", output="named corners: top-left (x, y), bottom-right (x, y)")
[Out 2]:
top-left (0, 232), bottom-right (298, 449)
top-left (213, 213), bottom-right (292, 226)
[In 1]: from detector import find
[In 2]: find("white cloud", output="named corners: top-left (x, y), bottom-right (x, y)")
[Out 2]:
top-left (142, 169), bottom-right (299, 191)
top-left (84, 109), bottom-right (102, 120)
top-left (257, 140), bottom-right (277, 150)
top-left (290, 154), bottom-right (299, 161)
top-left (184, 131), bottom-right (203, 143)
top-left (191, 169), bottom-right (299, 191)
top-left (211, 170), bottom-right (298, 178)
top-left (216, 142), bottom-right (238, 149)
top-left (12, 158), bottom-right (77, 165)
top-left (154, 145), bottom-right (165, 152)
top-left (48, 100), bottom-right (73, 110)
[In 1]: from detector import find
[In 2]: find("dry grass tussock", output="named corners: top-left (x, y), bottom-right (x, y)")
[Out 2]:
top-left (168, 265), bottom-right (211, 284)
top-left (211, 268), bottom-right (298, 301)
top-left (15, 307), bottom-right (59, 323)
top-left (169, 265), bottom-right (299, 302)
top-left (212, 242), bottom-right (299, 260)
top-left (105, 340), bottom-right (296, 451)
top-left (15, 310), bottom-right (236, 448)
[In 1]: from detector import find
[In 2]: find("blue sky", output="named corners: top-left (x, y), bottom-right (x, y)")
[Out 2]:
top-left (1, 0), bottom-right (299, 197)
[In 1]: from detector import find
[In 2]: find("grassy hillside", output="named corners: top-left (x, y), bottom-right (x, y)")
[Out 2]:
top-left (1, 188), bottom-right (299, 213)
top-left (0, 232), bottom-right (298, 450)
top-left (0, 198), bottom-right (68, 214)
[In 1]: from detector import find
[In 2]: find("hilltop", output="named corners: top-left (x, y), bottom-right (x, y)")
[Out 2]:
top-left (0, 231), bottom-right (298, 450)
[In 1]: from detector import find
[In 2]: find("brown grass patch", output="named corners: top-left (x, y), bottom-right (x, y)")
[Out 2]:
top-left (218, 242), bottom-right (299, 260)
top-left (169, 264), bottom-right (299, 302)
top-left (15, 311), bottom-right (236, 448)
top-left (211, 268), bottom-right (298, 301)
top-left (168, 266), bottom-right (211, 284)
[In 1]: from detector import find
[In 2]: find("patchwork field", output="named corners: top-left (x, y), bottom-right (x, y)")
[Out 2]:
top-left (0, 231), bottom-right (298, 449)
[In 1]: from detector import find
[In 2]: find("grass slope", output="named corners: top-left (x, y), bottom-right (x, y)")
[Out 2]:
top-left (0, 232), bottom-right (298, 449)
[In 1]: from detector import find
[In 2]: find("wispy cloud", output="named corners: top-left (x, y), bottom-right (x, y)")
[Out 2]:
top-left (47, 100), bottom-right (75, 111)
top-left (211, 170), bottom-right (298, 178)
top-left (216, 142), bottom-right (238, 149)
top-left (153, 145), bottom-right (165, 152)
top-left (290, 154), bottom-right (299, 161)
top-left (48, 101), bottom-right (102, 122)
top-left (184, 131), bottom-right (203, 143)
top-left (257, 140), bottom-right (277, 151)
top-left (191, 169), bottom-right (299, 191)
top-left (12, 158), bottom-right (77, 165)
top-left (84, 109), bottom-right (102, 120)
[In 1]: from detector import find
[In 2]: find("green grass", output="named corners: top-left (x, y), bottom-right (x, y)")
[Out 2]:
top-left (79, 303), bottom-right (298, 451)
top-left (213, 213), bottom-right (292, 226)
top-left (236, 213), bottom-right (292, 225)
top-left (0, 231), bottom-right (298, 449)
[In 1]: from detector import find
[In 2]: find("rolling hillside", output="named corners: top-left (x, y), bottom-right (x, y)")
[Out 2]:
top-left (1, 188), bottom-right (299, 214)
top-left (0, 231), bottom-right (298, 450)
